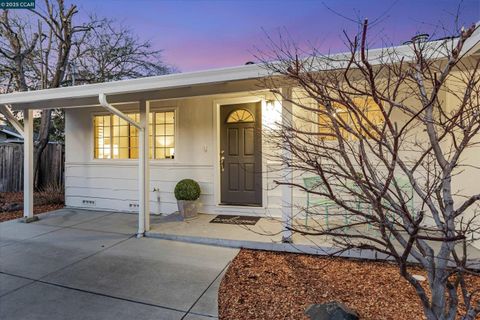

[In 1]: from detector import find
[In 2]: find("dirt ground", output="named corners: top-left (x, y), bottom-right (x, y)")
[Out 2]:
top-left (0, 192), bottom-right (64, 222)
top-left (219, 249), bottom-right (480, 320)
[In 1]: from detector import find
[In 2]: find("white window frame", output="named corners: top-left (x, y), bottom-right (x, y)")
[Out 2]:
top-left (91, 105), bottom-right (178, 162)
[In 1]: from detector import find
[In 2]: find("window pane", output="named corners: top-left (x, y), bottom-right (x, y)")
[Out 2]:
top-left (119, 137), bottom-right (129, 147)
top-left (156, 112), bottom-right (165, 123)
top-left (226, 109), bottom-right (254, 123)
top-left (165, 136), bottom-right (174, 148)
top-left (156, 148), bottom-right (165, 159)
top-left (130, 126), bottom-right (138, 137)
top-left (113, 125), bottom-right (120, 137)
top-left (156, 125), bottom-right (165, 135)
top-left (156, 136), bottom-right (166, 147)
top-left (165, 124), bottom-right (174, 135)
top-left (119, 126), bottom-right (129, 136)
top-left (166, 147), bottom-right (175, 159)
top-left (112, 148), bottom-right (120, 159)
top-left (127, 113), bottom-right (137, 121)
top-left (318, 98), bottom-right (384, 141)
top-left (119, 148), bottom-right (129, 159)
top-left (103, 147), bottom-right (111, 158)
top-left (130, 136), bottom-right (138, 148)
top-left (165, 112), bottom-right (174, 124)
top-left (95, 117), bottom-right (103, 126)
top-left (130, 148), bottom-right (138, 159)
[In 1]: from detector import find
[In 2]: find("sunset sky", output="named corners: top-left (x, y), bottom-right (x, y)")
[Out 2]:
top-left (75, 1), bottom-right (478, 71)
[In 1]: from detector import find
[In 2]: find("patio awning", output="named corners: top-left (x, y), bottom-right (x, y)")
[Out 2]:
top-left (0, 64), bottom-right (270, 110)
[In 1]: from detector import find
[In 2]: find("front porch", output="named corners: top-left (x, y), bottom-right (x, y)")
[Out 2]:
top-left (148, 212), bottom-right (480, 267)
top-left (147, 212), bottom-right (342, 256)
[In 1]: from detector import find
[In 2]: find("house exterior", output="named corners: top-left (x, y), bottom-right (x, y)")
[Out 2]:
top-left (64, 85), bottom-right (286, 217)
top-left (0, 30), bottom-right (479, 249)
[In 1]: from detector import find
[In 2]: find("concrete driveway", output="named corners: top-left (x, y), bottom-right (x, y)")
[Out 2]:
top-left (0, 209), bottom-right (239, 320)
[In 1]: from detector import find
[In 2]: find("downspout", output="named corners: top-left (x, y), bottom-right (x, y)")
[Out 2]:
top-left (98, 94), bottom-right (141, 129)
top-left (98, 93), bottom-right (145, 237)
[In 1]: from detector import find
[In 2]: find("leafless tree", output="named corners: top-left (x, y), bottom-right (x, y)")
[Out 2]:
top-left (69, 17), bottom-right (172, 84)
top-left (0, 0), bottom-right (171, 188)
top-left (0, 0), bottom-right (94, 187)
top-left (261, 19), bottom-right (480, 320)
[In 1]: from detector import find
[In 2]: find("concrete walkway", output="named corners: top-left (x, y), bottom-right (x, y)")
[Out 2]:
top-left (0, 208), bottom-right (238, 320)
top-left (148, 213), bottom-right (480, 270)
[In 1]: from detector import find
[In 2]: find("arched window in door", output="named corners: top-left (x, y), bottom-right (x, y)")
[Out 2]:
top-left (226, 109), bottom-right (255, 123)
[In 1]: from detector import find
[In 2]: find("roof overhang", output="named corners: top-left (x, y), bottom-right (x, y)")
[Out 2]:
top-left (1, 64), bottom-right (270, 110)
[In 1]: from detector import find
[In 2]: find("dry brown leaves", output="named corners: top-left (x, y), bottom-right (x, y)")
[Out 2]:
top-left (0, 192), bottom-right (64, 222)
top-left (219, 249), bottom-right (480, 320)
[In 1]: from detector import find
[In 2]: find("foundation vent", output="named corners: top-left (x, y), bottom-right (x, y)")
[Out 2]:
top-left (82, 199), bottom-right (96, 206)
top-left (129, 203), bottom-right (140, 209)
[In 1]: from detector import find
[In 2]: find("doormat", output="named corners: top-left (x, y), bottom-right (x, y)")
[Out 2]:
top-left (210, 215), bottom-right (260, 226)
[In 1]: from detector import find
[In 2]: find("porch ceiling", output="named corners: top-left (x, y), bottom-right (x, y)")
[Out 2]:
top-left (10, 78), bottom-right (265, 110)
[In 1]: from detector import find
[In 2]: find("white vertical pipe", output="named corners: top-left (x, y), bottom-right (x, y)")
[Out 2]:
top-left (23, 109), bottom-right (34, 221)
top-left (138, 100), bottom-right (150, 237)
top-left (138, 116), bottom-right (145, 236)
top-left (281, 87), bottom-right (294, 242)
top-left (142, 100), bottom-right (150, 232)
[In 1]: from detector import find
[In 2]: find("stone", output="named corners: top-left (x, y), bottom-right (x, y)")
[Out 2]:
top-left (305, 302), bottom-right (359, 320)
top-left (412, 274), bottom-right (426, 282)
top-left (20, 216), bottom-right (40, 223)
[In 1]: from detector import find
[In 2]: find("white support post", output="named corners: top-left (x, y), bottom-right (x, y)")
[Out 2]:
top-left (138, 100), bottom-right (150, 236)
top-left (98, 94), bottom-right (146, 236)
top-left (281, 87), bottom-right (293, 242)
top-left (23, 109), bottom-right (36, 222)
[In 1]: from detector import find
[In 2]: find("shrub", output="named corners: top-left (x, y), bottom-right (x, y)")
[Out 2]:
top-left (36, 183), bottom-right (65, 205)
top-left (174, 179), bottom-right (201, 201)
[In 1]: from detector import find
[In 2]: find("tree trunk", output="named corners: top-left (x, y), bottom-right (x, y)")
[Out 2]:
top-left (34, 109), bottom-right (52, 189)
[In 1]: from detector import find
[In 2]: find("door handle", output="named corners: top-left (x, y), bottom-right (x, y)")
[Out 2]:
top-left (220, 150), bottom-right (225, 172)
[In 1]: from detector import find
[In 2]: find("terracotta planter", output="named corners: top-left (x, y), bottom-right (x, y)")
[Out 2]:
top-left (177, 200), bottom-right (199, 220)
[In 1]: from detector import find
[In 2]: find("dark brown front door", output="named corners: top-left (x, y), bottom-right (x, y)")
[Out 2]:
top-left (220, 103), bottom-right (262, 206)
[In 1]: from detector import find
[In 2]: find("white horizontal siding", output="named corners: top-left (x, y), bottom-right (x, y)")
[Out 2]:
top-left (66, 163), bottom-right (215, 182)
top-left (65, 176), bottom-right (215, 195)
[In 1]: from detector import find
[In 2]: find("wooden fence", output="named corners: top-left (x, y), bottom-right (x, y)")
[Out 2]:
top-left (0, 143), bottom-right (64, 192)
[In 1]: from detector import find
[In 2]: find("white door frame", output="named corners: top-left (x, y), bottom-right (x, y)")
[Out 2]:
top-left (212, 95), bottom-right (267, 209)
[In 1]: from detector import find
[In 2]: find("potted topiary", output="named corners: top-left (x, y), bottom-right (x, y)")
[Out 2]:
top-left (174, 179), bottom-right (201, 220)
